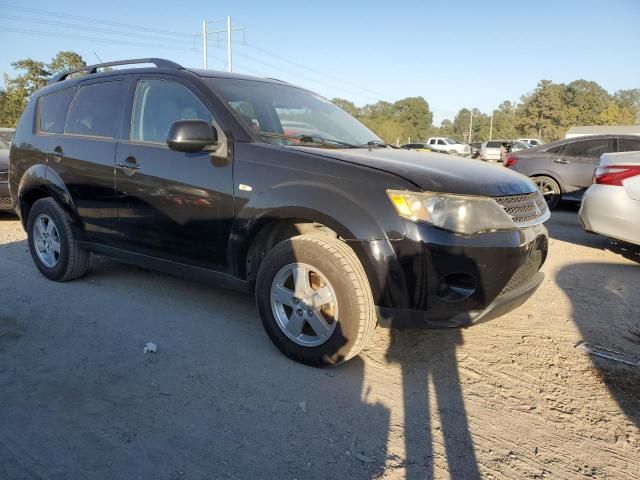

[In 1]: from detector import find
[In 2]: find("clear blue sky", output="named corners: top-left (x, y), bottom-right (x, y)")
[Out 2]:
top-left (1, 0), bottom-right (639, 124)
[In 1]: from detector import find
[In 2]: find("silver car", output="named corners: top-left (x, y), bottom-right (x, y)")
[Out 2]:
top-left (579, 151), bottom-right (640, 246)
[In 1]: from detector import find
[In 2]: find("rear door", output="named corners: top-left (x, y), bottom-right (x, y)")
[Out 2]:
top-left (47, 77), bottom-right (125, 243)
top-left (617, 137), bottom-right (640, 153)
top-left (114, 75), bottom-right (234, 271)
top-left (551, 138), bottom-right (612, 196)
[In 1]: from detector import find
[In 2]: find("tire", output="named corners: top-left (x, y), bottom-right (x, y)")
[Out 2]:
top-left (532, 175), bottom-right (561, 210)
top-left (27, 197), bottom-right (90, 281)
top-left (448, 149), bottom-right (457, 155)
top-left (256, 234), bottom-right (376, 367)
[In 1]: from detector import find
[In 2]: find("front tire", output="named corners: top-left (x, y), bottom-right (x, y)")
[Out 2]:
top-left (256, 234), bottom-right (376, 367)
top-left (532, 175), bottom-right (561, 210)
top-left (27, 198), bottom-right (90, 281)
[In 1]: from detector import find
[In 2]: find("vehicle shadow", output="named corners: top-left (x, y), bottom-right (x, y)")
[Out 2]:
top-left (0, 239), bottom-right (392, 479)
top-left (386, 328), bottom-right (481, 479)
top-left (556, 262), bottom-right (640, 428)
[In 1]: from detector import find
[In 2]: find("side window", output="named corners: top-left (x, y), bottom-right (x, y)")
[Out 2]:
top-left (562, 139), bottom-right (608, 158)
top-left (429, 139), bottom-right (435, 145)
top-left (37, 88), bottom-right (74, 134)
top-left (619, 137), bottom-right (640, 152)
top-left (547, 144), bottom-right (565, 154)
top-left (437, 139), bottom-right (446, 145)
top-left (131, 79), bottom-right (213, 144)
top-left (65, 81), bottom-right (123, 138)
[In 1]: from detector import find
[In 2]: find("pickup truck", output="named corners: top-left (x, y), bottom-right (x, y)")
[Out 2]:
top-left (426, 137), bottom-right (471, 156)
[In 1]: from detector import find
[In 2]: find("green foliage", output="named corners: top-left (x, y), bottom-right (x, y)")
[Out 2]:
top-left (0, 51), bottom-right (87, 127)
top-left (331, 96), bottom-right (433, 144)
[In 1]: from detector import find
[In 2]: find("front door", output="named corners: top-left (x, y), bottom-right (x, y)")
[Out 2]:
top-left (114, 76), bottom-right (234, 271)
top-left (551, 137), bottom-right (612, 198)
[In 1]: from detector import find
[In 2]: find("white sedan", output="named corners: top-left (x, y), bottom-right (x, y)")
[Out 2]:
top-left (579, 151), bottom-right (640, 246)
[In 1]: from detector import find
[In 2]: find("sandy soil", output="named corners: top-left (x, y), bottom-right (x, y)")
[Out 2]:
top-left (0, 207), bottom-right (638, 479)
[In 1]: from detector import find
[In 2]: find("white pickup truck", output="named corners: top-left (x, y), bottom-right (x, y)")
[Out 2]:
top-left (426, 137), bottom-right (471, 156)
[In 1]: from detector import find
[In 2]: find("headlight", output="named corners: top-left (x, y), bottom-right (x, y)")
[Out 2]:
top-left (387, 189), bottom-right (515, 234)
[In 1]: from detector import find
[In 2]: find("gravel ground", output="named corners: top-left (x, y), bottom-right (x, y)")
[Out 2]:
top-left (0, 206), bottom-right (638, 479)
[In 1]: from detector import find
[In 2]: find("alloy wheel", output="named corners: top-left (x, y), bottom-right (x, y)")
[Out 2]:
top-left (32, 213), bottom-right (61, 268)
top-left (270, 262), bottom-right (338, 347)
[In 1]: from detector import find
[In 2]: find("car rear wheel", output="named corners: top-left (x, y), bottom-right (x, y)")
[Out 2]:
top-left (256, 234), bottom-right (376, 367)
top-left (27, 198), bottom-right (90, 281)
top-left (532, 175), bottom-right (561, 210)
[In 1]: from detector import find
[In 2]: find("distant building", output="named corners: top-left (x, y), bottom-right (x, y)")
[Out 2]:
top-left (565, 125), bottom-right (640, 139)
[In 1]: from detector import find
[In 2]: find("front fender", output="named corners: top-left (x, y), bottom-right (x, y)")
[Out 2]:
top-left (229, 181), bottom-right (408, 279)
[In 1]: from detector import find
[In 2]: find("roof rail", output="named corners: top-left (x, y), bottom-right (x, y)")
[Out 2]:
top-left (48, 58), bottom-right (183, 84)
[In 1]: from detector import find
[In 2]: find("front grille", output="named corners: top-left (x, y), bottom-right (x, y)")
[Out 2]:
top-left (0, 170), bottom-right (8, 182)
top-left (0, 196), bottom-right (12, 207)
top-left (501, 249), bottom-right (543, 294)
top-left (493, 191), bottom-right (548, 226)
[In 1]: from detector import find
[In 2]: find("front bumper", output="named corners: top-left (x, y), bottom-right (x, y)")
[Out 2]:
top-left (349, 220), bottom-right (548, 329)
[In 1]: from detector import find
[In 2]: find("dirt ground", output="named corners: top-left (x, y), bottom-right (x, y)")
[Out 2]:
top-left (0, 206), bottom-right (638, 480)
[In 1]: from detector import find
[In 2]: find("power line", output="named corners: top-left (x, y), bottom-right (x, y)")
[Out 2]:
top-left (0, 3), bottom-right (193, 37)
top-left (239, 42), bottom-right (396, 102)
top-left (0, 28), bottom-right (207, 53)
top-left (3, 14), bottom-right (199, 46)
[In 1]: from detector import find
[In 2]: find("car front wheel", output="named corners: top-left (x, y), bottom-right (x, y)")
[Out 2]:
top-left (256, 234), bottom-right (376, 367)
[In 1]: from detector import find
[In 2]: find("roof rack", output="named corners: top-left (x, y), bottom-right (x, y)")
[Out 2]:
top-left (48, 58), bottom-right (183, 84)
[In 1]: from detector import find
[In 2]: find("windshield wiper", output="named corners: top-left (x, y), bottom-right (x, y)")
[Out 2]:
top-left (257, 132), bottom-right (358, 149)
top-left (360, 140), bottom-right (388, 148)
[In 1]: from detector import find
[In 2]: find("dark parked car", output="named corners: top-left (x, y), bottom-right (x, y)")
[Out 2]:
top-left (1, 138), bottom-right (13, 211)
top-left (10, 58), bottom-right (550, 366)
top-left (505, 134), bottom-right (640, 209)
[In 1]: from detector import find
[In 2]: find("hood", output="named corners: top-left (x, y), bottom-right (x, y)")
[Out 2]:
top-left (291, 147), bottom-right (537, 197)
top-left (0, 149), bottom-right (9, 171)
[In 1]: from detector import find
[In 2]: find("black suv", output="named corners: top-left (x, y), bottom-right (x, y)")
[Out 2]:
top-left (9, 58), bottom-right (550, 366)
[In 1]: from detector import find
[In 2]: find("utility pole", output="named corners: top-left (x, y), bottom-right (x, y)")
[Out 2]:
top-left (226, 16), bottom-right (232, 73)
top-left (489, 113), bottom-right (494, 140)
top-left (468, 110), bottom-right (474, 144)
top-left (202, 21), bottom-right (208, 69)
top-left (198, 17), bottom-right (245, 72)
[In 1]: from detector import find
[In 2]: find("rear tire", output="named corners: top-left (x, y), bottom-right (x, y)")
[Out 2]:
top-left (256, 234), bottom-right (376, 367)
top-left (532, 175), bottom-right (561, 210)
top-left (27, 198), bottom-right (90, 281)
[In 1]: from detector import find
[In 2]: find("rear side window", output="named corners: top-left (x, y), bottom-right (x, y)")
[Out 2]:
top-left (37, 88), bottom-right (74, 134)
top-left (65, 81), bottom-right (123, 138)
top-left (562, 139), bottom-right (609, 158)
top-left (619, 137), bottom-right (640, 152)
top-left (131, 79), bottom-right (213, 144)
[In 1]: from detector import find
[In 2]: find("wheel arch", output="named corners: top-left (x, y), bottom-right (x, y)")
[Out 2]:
top-left (17, 164), bottom-right (81, 230)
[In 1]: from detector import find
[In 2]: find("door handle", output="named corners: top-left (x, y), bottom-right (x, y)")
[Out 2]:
top-left (51, 146), bottom-right (63, 163)
top-left (553, 158), bottom-right (570, 164)
top-left (117, 157), bottom-right (141, 171)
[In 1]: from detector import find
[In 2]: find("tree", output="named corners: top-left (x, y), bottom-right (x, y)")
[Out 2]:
top-left (331, 98), bottom-right (360, 116)
top-left (598, 102), bottom-right (636, 125)
top-left (515, 80), bottom-right (569, 141)
top-left (48, 51), bottom-right (86, 74)
top-left (564, 79), bottom-right (610, 126)
top-left (613, 89), bottom-right (640, 123)
top-left (1, 51), bottom-right (86, 127)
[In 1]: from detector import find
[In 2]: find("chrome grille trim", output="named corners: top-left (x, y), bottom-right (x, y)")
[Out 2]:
top-left (493, 191), bottom-right (550, 228)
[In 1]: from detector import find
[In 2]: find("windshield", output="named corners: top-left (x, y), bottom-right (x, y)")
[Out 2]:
top-left (209, 79), bottom-right (382, 148)
top-left (444, 138), bottom-right (457, 145)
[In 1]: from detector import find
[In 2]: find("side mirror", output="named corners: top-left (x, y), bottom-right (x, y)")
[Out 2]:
top-left (167, 120), bottom-right (218, 153)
